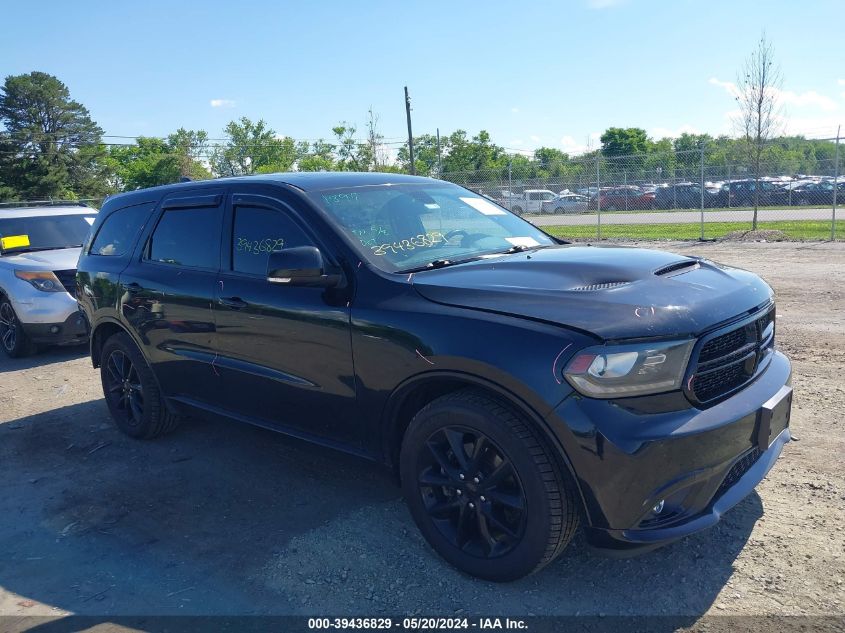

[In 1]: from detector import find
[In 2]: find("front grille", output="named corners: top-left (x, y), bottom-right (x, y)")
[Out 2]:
top-left (715, 447), bottom-right (762, 499)
top-left (688, 306), bottom-right (775, 405)
top-left (53, 269), bottom-right (77, 296)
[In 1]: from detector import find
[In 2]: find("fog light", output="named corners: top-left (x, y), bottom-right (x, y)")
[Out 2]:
top-left (653, 500), bottom-right (665, 514)
top-left (49, 325), bottom-right (60, 334)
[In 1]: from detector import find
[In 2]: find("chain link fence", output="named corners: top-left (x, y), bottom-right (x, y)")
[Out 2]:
top-left (1, 138), bottom-right (842, 242)
top-left (442, 138), bottom-right (842, 242)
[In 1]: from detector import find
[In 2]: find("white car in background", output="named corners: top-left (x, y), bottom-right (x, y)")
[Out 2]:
top-left (541, 193), bottom-right (590, 214)
top-left (0, 203), bottom-right (96, 357)
top-left (498, 189), bottom-right (557, 215)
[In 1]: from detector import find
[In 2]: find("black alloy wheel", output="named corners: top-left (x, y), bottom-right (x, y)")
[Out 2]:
top-left (418, 425), bottom-right (527, 559)
top-left (99, 332), bottom-right (179, 439)
top-left (104, 348), bottom-right (145, 428)
top-left (0, 301), bottom-right (18, 354)
top-left (401, 389), bottom-right (579, 581)
top-left (0, 299), bottom-right (35, 358)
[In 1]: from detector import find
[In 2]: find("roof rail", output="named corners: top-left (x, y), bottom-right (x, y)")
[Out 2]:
top-left (0, 199), bottom-right (97, 209)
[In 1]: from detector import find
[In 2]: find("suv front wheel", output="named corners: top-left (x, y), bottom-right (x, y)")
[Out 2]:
top-left (100, 332), bottom-right (179, 439)
top-left (400, 389), bottom-right (579, 581)
top-left (0, 299), bottom-right (36, 358)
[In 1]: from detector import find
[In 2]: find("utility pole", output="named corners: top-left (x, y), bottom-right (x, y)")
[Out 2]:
top-left (700, 144), bottom-right (706, 241)
top-left (833, 125), bottom-right (840, 241)
top-left (404, 86), bottom-right (415, 175)
top-left (436, 128), bottom-right (442, 177)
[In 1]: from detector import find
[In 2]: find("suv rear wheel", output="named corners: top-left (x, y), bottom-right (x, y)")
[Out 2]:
top-left (100, 332), bottom-right (179, 439)
top-left (400, 389), bottom-right (578, 581)
top-left (0, 299), bottom-right (36, 358)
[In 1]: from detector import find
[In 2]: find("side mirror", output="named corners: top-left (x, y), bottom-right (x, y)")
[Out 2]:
top-left (266, 246), bottom-right (340, 288)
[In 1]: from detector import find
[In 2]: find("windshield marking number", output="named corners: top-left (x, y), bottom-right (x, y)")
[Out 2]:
top-left (371, 231), bottom-right (447, 256)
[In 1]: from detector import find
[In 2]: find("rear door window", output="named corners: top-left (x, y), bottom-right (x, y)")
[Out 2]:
top-left (147, 206), bottom-right (223, 269)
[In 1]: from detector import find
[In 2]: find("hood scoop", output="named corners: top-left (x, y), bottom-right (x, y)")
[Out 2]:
top-left (568, 281), bottom-right (630, 291)
top-left (654, 260), bottom-right (701, 277)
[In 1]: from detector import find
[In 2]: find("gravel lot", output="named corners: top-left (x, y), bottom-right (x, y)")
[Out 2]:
top-left (1, 241), bottom-right (843, 620)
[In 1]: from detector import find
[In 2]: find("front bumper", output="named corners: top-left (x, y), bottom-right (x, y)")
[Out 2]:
top-left (20, 311), bottom-right (88, 345)
top-left (10, 288), bottom-right (80, 325)
top-left (548, 350), bottom-right (792, 554)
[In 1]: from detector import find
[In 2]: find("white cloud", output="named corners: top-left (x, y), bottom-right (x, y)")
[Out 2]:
top-left (530, 135), bottom-right (541, 142)
top-left (560, 134), bottom-right (601, 156)
top-left (587, 0), bottom-right (625, 8)
top-left (838, 79), bottom-right (845, 86)
top-left (210, 99), bottom-right (236, 108)
top-left (710, 77), bottom-right (838, 111)
top-left (511, 107), bottom-right (520, 113)
top-left (649, 124), bottom-right (702, 139)
top-left (510, 139), bottom-right (524, 146)
top-left (778, 89), bottom-right (838, 111)
top-left (709, 77), bottom-right (741, 98)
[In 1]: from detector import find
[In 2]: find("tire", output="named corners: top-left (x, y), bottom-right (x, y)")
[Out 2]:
top-left (100, 332), bottom-right (179, 439)
top-left (511, 206), bottom-right (523, 215)
top-left (0, 299), bottom-right (36, 358)
top-left (554, 207), bottom-right (564, 214)
top-left (400, 388), bottom-right (579, 581)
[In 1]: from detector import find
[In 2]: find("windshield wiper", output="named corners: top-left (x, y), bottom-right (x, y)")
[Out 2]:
top-left (397, 256), bottom-right (484, 274)
top-left (500, 244), bottom-right (551, 255)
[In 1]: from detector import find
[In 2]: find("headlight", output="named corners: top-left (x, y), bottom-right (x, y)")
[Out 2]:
top-left (564, 339), bottom-right (694, 398)
top-left (15, 270), bottom-right (65, 293)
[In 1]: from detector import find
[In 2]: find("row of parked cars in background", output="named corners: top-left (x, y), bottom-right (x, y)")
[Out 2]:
top-left (481, 176), bottom-right (845, 214)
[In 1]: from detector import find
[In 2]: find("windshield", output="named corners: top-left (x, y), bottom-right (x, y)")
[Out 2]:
top-left (310, 183), bottom-right (556, 273)
top-left (0, 213), bottom-right (96, 254)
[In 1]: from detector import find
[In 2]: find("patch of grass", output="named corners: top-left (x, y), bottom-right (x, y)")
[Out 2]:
top-left (543, 220), bottom-right (845, 241)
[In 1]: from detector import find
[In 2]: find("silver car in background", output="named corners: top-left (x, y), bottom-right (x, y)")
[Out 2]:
top-left (0, 203), bottom-right (97, 357)
top-left (541, 193), bottom-right (590, 214)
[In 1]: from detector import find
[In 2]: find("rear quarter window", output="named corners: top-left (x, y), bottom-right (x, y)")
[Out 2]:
top-left (90, 202), bottom-right (154, 256)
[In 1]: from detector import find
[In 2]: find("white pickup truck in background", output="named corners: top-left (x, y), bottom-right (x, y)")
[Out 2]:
top-left (492, 189), bottom-right (557, 215)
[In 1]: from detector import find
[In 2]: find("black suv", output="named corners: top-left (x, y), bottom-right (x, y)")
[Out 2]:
top-left (77, 173), bottom-right (793, 581)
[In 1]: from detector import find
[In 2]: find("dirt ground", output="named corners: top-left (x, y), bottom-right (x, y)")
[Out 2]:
top-left (0, 241), bottom-right (843, 621)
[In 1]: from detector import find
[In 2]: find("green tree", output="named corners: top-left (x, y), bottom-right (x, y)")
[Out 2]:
top-left (534, 147), bottom-right (570, 178)
top-left (331, 123), bottom-right (373, 171)
top-left (211, 117), bottom-right (299, 176)
top-left (0, 71), bottom-right (105, 199)
top-left (106, 129), bottom-right (211, 191)
top-left (107, 137), bottom-right (180, 191)
top-left (167, 128), bottom-right (212, 180)
top-left (397, 134), bottom-right (442, 176)
top-left (298, 139), bottom-right (336, 172)
top-left (600, 127), bottom-right (649, 157)
top-left (442, 130), bottom-right (506, 173)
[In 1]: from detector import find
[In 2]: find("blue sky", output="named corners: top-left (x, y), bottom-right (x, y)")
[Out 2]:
top-left (3, 0), bottom-right (844, 156)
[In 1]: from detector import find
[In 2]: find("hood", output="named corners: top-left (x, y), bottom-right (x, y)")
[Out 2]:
top-left (411, 245), bottom-right (773, 340)
top-left (0, 247), bottom-right (82, 271)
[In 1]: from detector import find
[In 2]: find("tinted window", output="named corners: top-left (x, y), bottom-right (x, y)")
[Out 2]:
top-left (232, 205), bottom-right (314, 276)
top-left (148, 207), bottom-right (222, 269)
top-left (90, 203), bottom-right (153, 256)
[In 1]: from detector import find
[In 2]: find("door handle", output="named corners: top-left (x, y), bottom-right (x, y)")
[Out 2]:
top-left (219, 296), bottom-right (248, 309)
top-left (122, 282), bottom-right (143, 294)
